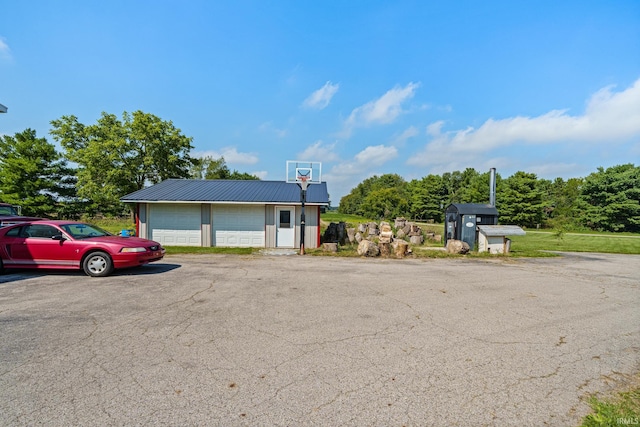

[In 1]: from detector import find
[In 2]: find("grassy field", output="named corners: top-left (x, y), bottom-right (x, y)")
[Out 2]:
top-left (510, 230), bottom-right (640, 255)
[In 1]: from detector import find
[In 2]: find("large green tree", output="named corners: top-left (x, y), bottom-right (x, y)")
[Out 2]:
top-left (338, 174), bottom-right (408, 218)
top-left (50, 111), bottom-right (194, 215)
top-left (578, 164), bottom-right (640, 232)
top-left (498, 171), bottom-right (544, 227)
top-left (538, 177), bottom-right (583, 228)
top-left (190, 156), bottom-right (259, 180)
top-left (407, 174), bottom-right (445, 222)
top-left (0, 129), bottom-right (76, 217)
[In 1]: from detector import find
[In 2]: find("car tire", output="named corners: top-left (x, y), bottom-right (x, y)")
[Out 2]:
top-left (0, 258), bottom-right (4, 275)
top-left (82, 251), bottom-right (114, 277)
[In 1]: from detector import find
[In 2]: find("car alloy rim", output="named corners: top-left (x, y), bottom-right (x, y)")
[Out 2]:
top-left (88, 256), bottom-right (107, 273)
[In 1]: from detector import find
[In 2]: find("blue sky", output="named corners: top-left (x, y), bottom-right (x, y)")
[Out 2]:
top-left (1, 1), bottom-right (639, 203)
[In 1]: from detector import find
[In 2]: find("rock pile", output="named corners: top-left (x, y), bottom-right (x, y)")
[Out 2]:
top-left (323, 217), bottom-right (442, 258)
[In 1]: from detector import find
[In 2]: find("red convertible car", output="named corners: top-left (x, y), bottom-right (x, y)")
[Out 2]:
top-left (0, 220), bottom-right (165, 277)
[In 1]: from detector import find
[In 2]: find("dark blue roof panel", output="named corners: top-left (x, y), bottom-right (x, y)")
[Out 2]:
top-left (121, 179), bottom-right (330, 204)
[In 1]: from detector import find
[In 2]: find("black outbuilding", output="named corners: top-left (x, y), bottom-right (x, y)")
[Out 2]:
top-left (444, 203), bottom-right (499, 249)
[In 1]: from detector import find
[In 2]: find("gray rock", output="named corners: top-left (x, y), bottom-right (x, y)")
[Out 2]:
top-left (446, 239), bottom-right (470, 254)
top-left (357, 240), bottom-right (380, 257)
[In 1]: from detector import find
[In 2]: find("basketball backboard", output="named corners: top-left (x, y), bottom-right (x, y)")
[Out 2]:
top-left (286, 161), bottom-right (322, 184)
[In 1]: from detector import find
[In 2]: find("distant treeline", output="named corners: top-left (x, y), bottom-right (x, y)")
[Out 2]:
top-left (338, 165), bottom-right (640, 233)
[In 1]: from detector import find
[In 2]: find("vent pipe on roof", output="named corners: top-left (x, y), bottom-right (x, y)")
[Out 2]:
top-left (489, 168), bottom-right (496, 207)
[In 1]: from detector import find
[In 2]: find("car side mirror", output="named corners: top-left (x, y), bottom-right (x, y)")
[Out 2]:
top-left (52, 235), bottom-right (66, 241)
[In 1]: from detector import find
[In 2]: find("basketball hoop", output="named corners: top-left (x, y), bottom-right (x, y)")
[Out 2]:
top-left (297, 175), bottom-right (310, 191)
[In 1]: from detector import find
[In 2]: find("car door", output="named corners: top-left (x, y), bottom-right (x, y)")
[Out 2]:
top-left (1, 226), bottom-right (32, 266)
top-left (18, 224), bottom-right (79, 267)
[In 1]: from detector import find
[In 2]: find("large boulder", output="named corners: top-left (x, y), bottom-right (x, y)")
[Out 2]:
top-left (322, 242), bottom-right (338, 253)
top-left (379, 242), bottom-right (391, 257)
top-left (392, 240), bottom-right (410, 258)
top-left (446, 239), bottom-right (470, 254)
top-left (367, 222), bottom-right (379, 236)
top-left (346, 228), bottom-right (356, 243)
top-left (409, 235), bottom-right (424, 245)
top-left (357, 240), bottom-right (380, 257)
top-left (379, 223), bottom-right (393, 243)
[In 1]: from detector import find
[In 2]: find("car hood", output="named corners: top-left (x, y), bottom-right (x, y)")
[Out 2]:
top-left (82, 236), bottom-right (162, 247)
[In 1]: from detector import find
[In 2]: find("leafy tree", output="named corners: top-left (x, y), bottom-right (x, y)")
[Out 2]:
top-left (442, 168), bottom-right (486, 204)
top-left (190, 156), bottom-right (259, 180)
top-left (0, 129), bottom-right (76, 217)
top-left (50, 111), bottom-right (193, 215)
top-left (338, 174), bottom-right (407, 217)
top-left (539, 177), bottom-right (583, 228)
top-left (361, 188), bottom-right (409, 219)
top-left (578, 164), bottom-right (640, 232)
top-left (498, 171), bottom-right (544, 227)
top-left (407, 174), bottom-right (445, 221)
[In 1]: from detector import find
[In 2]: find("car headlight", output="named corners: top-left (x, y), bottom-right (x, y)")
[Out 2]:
top-left (120, 247), bottom-right (146, 253)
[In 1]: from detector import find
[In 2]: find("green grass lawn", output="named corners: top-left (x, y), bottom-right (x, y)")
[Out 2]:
top-left (510, 231), bottom-right (640, 255)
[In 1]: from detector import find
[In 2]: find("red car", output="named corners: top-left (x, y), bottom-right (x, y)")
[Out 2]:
top-left (0, 220), bottom-right (165, 277)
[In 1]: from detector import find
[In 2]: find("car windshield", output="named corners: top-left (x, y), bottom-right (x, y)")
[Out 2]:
top-left (0, 206), bottom-right (18, 215)
top-left (61, 223), bottom-right (113, 239)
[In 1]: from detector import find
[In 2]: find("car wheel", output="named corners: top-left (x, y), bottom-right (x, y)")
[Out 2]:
top-left (0, 258), bottom-right (4, 275)
top-left (82, 251), bottom-right (114, 277)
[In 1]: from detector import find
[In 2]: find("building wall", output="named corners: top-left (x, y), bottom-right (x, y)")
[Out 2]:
top-left (137, 202), bottom-right (323, 249)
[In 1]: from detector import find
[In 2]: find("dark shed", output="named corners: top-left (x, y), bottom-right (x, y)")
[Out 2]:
top-left (444, 203), bottom-right (499, 249)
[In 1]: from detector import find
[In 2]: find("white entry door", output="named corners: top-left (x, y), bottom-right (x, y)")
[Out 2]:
top-left (276, 207), bottom-right (295, 248)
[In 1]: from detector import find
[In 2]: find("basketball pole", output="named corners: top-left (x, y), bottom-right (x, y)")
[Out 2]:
top-left (298, 178), bottom-right (308, 255)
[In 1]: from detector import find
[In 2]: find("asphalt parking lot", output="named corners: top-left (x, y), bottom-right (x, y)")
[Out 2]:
top-left (1, 252), bottom-right (639, 426)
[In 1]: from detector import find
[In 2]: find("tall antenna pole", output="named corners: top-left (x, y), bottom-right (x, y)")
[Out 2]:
top-left (489, 168), bottom-right (496, 207)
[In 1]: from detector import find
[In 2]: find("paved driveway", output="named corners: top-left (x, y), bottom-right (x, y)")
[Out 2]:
top-left (1, 253), bottom-right (639, 426)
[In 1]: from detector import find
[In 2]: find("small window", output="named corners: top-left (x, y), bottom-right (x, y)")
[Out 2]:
top-left (5, 227), bottom-right (22, 237)
top-left (23, 224), bottom-right (59, 239)
top-left (279, 211), bottom-right (291, 228)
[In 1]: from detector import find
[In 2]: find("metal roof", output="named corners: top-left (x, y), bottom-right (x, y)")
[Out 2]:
top-left (445, 203), bottom-right (498, 215)
top-left (477, 225), bottom-right (526, 236)
top-left (120, 179), bottom-right (330, 205)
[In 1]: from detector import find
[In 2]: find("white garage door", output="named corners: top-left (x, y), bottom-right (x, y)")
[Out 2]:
top-left (213, 205), bottom-right (265, 247)
top-left (149, 204), bottom-right (202, 246)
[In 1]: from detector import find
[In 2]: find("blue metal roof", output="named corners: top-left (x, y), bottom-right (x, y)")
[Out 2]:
top-left (120, 179), bottom-right (330, 204)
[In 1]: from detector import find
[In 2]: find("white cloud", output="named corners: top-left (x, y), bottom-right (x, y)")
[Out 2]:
top-left (195, 147), bottom-right (259, 165)
top-left (392, 126), bottom-right (419, 146)
top-left (302, 81), bottom-right (339, 110)
top-left (323, 144), bottom-right (398, 201)
top-left (408, 78), bottom-right (640, 170)
top-left (0, 37), bottom-right (12, 61)
top-left (252, 170), bottom-right (269, 180)
top-left (341, 82), bottom-right (420, 137)
top-left (258, 121), bottom-right (288, 138)
top-left (354, 144), bottom-right (397, 166)
top-left (297, 140), bottom-right (340, 162)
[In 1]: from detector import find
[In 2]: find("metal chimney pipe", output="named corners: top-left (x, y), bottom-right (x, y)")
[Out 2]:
top-left (489, 168), bottom-right (496, 206)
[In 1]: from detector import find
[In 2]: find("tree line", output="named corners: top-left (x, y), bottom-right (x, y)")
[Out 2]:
top-left (0, 110), bottom-right (258, 218)
top-left (338, 165), bottom-right (640, 233)
top-left (2, 109), bottom-right (638, 233)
